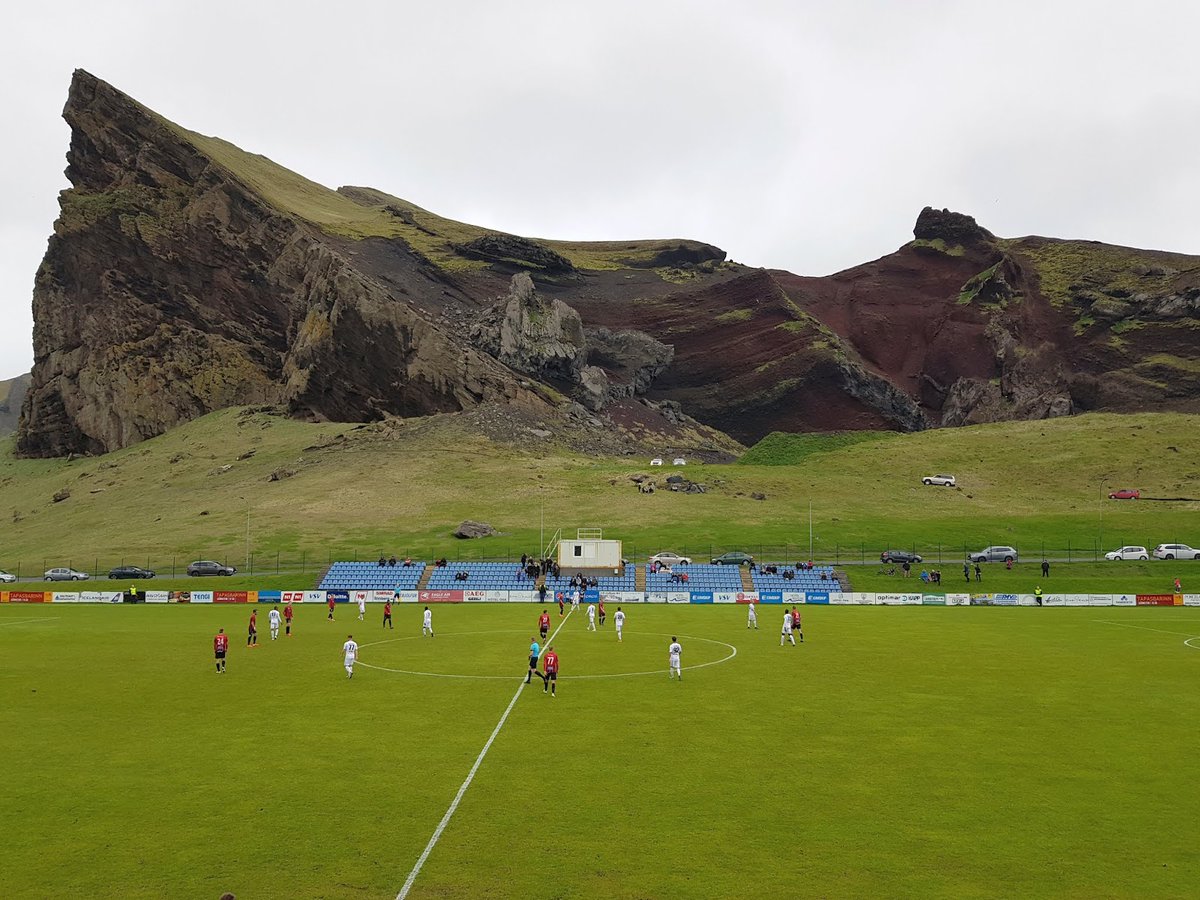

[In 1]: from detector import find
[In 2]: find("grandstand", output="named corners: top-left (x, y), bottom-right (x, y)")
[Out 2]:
top-left (319, 561), bottom-right (425, 591)
top-left (544, 566), bottom-right (636, 595)
top-left (646, 564), bottom-right (743, 592)
top-left (425, 562), bottom-right (531, 591)
top-left (751, 565), bottom-right (838, 592)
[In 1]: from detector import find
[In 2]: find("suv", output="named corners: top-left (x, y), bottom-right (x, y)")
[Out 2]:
top-left (187, 560), bottom-right (237, 576)
top-left (649, 552), bottom-right (691, 567)
top-left (881, 550), bottom-right (923, 564)
top-left (922, 474), bottom-right (956, 487)
top-left (109, 565), bottom-right (155, 579)
top-left (44, 567), bottom-right (90, 581)
top-left (1153, 543), bottom-right (1200, 560)
top-left (969, 546), bottom-right (1018, 564)
top-left (1104, 546), bottom-right (1149, 561)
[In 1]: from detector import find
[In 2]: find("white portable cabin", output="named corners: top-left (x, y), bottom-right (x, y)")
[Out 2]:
top-left (557, 528), bottom-right (623, 573)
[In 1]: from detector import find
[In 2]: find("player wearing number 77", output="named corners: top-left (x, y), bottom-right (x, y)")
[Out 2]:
top-left (668, 637), bottom-right (682, 680)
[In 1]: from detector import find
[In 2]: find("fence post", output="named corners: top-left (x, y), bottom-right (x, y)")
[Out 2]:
top-left (1067, 539), bottom-right (1071, 563)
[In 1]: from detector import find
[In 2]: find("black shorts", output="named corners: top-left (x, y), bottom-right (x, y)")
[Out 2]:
top-left (539, 627), bottom-right (548, 637)
top-left (215, 650), bottom-right (226, 659)
top-left (545, 671), bottom-right (557, 681)
top-left (529, 656), bottom-right (540, 669)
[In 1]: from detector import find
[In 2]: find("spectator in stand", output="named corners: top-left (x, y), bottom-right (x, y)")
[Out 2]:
top-left (681, 572), bottom-right (689, 584)
top-left (378, 556), bottom-right (386, 566)
top-left (388, 555), bottom-right (397, 566)
top-left (521, 554), bottom-right (528, 568)
top-left (403, 557), bottom-right (413, 567)
top-left (783, 569), bottom-right (794, 581)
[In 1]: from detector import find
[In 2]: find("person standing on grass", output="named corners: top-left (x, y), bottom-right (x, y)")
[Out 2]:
top-left (668, 637), bottom-right (683, 680)
top-left (538, 609), bottom-right (551, 641)
top-left (213, 628), bottom-right (228, 673)
top-left (357, 594), bottom-right (366, 622)
top-left (598, 597), bottom-right (606, 627)
top-left (974, 563), bottom-right (982, 583)
top-left (383, 598), bottom-right (393, 630)
top-left (343, 634), bottom-right (358, 679)
top-left (284, 600), bottom-right (294, 636)
top-left (1041, 560), bottom-right (1050, 578)
top-left (1035, 586), bottom-right (1043, 606)
top-left (557, 591), bottom-right (565, 616)
top-left (542, 645), bottom-right (559, 696)
top-left (571, 587), bottom-right (581, 611)
top-left (422, 605), bottom-right (434, 637)
top-left (538, 582), bottom-right (548, 607)
top-left (327, 596), bottom-right (336, 620)
top-left (587, 603), bottom-right (597, 631)
top-left (614, 606), bottom-right (626, 642)
top-left (526, 637), bottom-right (541, 684)
top-left (1175, 577), bottom-right (1183, 593)
top-left (781, 610), bottom-right (796, 647)
top-left (747, 600), bottom-right (758, 630)
top-left (247, 609), bottom-right (258, 648)
top-left (791, 606), bottom-right (803, 642)
top-left (963, 562), bottom-right (970, 584)
top-left (268, 605), bottom-right (282, 641)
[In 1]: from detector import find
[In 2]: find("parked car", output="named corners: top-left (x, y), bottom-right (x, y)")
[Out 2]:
top-left (1108, 489), bottom-right (1140, 500)
top-left (649, 552), bottom-right (691, 567)
top-left (922, 474), bottom-right (956, 487)
top-left (187, 560), bottom-right (237, 576)
top-left (0, 570), bottom-right (16, 583)
top-left (1104, 546), bottom-right (1149, 561)
top-left (650, 458), bottom-right (664, 466)
top-left (711, 551), bottom-right (755, 566)
top-left (44, 567), bottom-right (90, 581)
top-left (108, 565), bottom-right (155, 580)
top-left (881, 550), bottom-right (923, 564)
top-left (673, 458), bottom-right (687, 466)
top-left (1152, 543), bottom-right (1200, 560)
top-left (969, 546), bottom-right (1018, 564)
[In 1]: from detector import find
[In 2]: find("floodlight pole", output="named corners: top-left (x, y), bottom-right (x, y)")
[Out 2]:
top-left (240, 495), bottom-right (251, 573)
top-left (808, 501), bottom-right (813, 560)
top-left (540, 489), bottom-right (545, 557)
top-left (1098, 482), bottom-right (1103, 552)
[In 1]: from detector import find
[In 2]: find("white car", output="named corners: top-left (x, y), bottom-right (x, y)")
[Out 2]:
top-left (673, 458), bottom-right (687, 466)
top-left (649, 552), bottom-right (692, 567)
top-left (0, 570), bottom-right (16, 583)
top-left (1105, 546), bottom-right (1149, 561)
top-left (1153, 543), bottom-right (1200, 560)
top-left (922, 474), bottom-right (956, 487)
top-left (649, 458), bottom-right (664, 466)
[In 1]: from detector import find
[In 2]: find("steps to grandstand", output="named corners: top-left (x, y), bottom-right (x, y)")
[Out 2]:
top-left (739, 567), bottom-right (754, 592)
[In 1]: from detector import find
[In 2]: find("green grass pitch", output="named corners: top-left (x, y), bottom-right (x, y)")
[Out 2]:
top-left (2, 602), bottom-right (1198, 899)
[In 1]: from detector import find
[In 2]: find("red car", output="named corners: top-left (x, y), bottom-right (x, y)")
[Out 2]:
top-left (1108, 489), bottom-right (1140, 500)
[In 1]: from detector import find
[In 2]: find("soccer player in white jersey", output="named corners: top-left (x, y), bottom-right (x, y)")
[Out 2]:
top-left (668, 636), bottom-right (682, 680)
top-left (342, 634), bottom-right (359, 678)
top-left (357, 595), bottom-right (366, 621)
top-left (747, 600), bottom-right (757, 630)
top-left (268, 605), bottom-right (282, 641)
top-left (614, 607), bottom-right (625, 642)
top-left (586, 603), bottom-right (597, 631)
top-left (422, 605), bottom-right (434, 637)
top-left (571, 588), bottom-right (581, 611)
top-left (781, 609), bottom-right (796, 646)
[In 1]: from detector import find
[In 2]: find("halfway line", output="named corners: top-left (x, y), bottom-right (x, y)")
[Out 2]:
top-left (395, 607), bottom-right (574, 899)
top-left (1092, 620), bottom-right (1200, 638)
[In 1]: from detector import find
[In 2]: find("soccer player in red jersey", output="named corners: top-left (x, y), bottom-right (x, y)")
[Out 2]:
top-left (284, 601), bottom-right (294, 636)
top-left (598, 597), bottom-right (606, 627)
top-left (383, 599), bottom-right (393, 629)
top-left (557, 592), bottom-right (565, 616)
top-left (791, 606), bottom-right (803, 643)
top-left (247, 610), bottom-right (258, 647)
top-left (538, 609), bottom-right (550, 640)
top-left (327, 596), bottom-right (336, 620)
top-left (542, 645), bottom-right (559, 696)
top-left (213, 628), bottom-right (228, 673)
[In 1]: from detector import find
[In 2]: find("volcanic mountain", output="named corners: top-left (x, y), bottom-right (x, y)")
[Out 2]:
top-left (17, 70), bottom-right (1200, 457)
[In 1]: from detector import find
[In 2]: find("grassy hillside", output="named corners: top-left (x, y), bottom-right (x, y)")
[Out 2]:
top-left (1, 408), bottom-right (1198, 584)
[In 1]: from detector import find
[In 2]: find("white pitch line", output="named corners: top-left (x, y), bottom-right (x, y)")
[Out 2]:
top-left (395, 608), bottom-right (574, 900)
top-left (0, 616), bottom-right (60, 628)
top-left (1092, 619), bottom-right (1200, 638)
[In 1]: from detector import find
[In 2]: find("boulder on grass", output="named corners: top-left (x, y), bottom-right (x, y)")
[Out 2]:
top-left (454, 520), bottom-right (498, 539)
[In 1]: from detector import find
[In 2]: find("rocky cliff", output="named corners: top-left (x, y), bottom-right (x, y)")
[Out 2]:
top-left (17, 73), bottom-right (1200, 457)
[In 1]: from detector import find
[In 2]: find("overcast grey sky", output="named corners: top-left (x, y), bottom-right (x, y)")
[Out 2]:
top-left (3, 0), bottom-right (1198, 379)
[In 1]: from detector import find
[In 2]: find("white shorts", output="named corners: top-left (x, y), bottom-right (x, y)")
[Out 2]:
top-left (344, 657), bottom-right (356, 667)
top-left (669, 655), bottom-right (681, 668)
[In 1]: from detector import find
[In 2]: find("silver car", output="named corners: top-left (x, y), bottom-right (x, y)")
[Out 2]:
top-left (969, 546), bottom-right (1018, 564)
top-left (0, 570), bottom-right (16, 584)
top-left (44, 567), bottom-right (90, 581)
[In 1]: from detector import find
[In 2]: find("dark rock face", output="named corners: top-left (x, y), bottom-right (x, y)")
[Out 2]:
top-left (914, 207), bottom-right (995, 245)
top-left (471, 273), bottom-right (587, 385)
top-left (454, 234), bottom-right (575, 274)
top-left (18, 70), bottom-right (543, 457)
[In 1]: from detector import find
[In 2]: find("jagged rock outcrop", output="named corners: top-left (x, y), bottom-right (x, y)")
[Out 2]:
top-left (454, 234), bottom-right (576, 275)
top-left (471, 273), bottom-right (587, 385)
top-left (18, 70), bottom-right (545, 457)
top-left (914, 207), bottom-right (995, 245)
